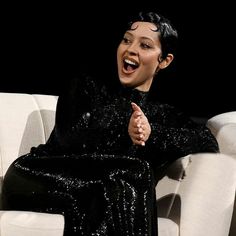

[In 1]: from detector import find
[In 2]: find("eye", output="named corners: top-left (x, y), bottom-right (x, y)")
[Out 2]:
top-left (140, 43), bottom-right (152, 49)
top-left (122, 36), bottom-right (131, 44)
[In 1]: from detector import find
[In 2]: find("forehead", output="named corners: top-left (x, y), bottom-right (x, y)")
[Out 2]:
top-left (127, 21), bottom-right (160, 41)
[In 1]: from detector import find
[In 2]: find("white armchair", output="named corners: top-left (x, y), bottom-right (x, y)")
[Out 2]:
top-left (155, 111), bottom-right (236, 236)
top-left (207, 111), bottom-right (236, 158)
top-left (0, 93), bottom-right (235, 236)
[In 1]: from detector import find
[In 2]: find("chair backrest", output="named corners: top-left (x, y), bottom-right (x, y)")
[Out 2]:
top-left (207, 111), bottom-right (236, 137)
top-left (0, 93), bottom-right (58, 178)
top-left (157, 111), bottom-right (236, 227)
top-left (207, 111), bottom-right (236, 157)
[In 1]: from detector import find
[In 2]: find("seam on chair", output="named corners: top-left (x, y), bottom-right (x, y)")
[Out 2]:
top-left (0, 102), bottom-right (3, 178)
top-left (166, 155), bottom-right (191, 218)
top-left (0, 147), bottom-right (3, 181)
top-left (165, 192), bottom-right (180, 219)
top-left (3, 222), bottom-right (64, 230)
top-left (0, 223), bottom-right (64, 231)
top-left (31, 94), bottom-right (46, 144)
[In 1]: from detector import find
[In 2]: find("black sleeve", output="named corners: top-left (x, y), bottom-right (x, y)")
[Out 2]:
top-left (29, 73), bottom-right (100, 156)
top-left (137, 104), bottom-right (219, 163)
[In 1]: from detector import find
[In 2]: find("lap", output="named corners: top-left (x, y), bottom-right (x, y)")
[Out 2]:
top-left (1, 153), bottom-right (157, 235)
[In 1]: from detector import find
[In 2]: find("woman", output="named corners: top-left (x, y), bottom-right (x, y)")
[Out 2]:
top-left (1, 11), bottom-right (219, 235)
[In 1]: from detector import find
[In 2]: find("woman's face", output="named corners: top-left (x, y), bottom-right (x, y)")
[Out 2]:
top-left (117, 21), bottom-right (162, 91)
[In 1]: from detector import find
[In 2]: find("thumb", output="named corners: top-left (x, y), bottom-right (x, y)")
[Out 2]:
top-left (131, 102), bottom-right (142, 113)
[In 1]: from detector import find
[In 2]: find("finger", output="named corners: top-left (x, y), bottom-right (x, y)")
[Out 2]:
top-left (134, 127), bottom-right (144, 134)
top-left (134, 117), bottom-right (142, 127)
top-left (131, 102), bottom-right (142, 114)
top-left (131, 133), bottom-right (144, 140)
top-left (129, 125), bottom-right (143, 134)
top-left (131, 117), bottom-right (142, 129)
top-left (132, 139), bottom-right (146, 146)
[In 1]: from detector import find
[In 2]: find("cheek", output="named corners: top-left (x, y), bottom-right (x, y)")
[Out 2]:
top-left (117, 44), bottom-right (124, 57)
top-left (117, 47), bottom-right (120, 59)
top-left (142, 54), bottom-right (159, 71)
top-left (117, 48), bottom-right (122, 65)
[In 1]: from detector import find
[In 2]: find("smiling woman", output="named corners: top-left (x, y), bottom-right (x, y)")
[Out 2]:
top-left (117, 21), bottom-right (167, 91)
top-left (1, 11), bottom-right (219, 236)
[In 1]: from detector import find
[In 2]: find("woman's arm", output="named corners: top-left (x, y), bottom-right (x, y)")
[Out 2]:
top-left (29, 74), bottom-right (100, 156)
top-left (128, 102), bottom-right (219, 162)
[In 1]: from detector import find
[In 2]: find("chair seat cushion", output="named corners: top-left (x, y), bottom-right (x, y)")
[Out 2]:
top-left (158, 218), bottom-right (179, 236)
top-left (0, 211), bottom-right (64, 236)
top-left (0, 211), bottom-right (179, 236)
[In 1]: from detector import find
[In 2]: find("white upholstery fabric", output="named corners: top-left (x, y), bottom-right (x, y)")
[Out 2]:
top-left (156, 155), bottom-right (190, 225)
top-left (158, 218), bottom-right (179, 236)
top-left (0, 213), bottom-right (178, 236)
top-left (207, 111), bottom-right (236, 136)
top-left (0, 93), bottom-right (43, 177)
top-left (0, 211), bottom-right (64, 236)
top-left (156, 152), bottom-right (236, 236)
top-left (32, 94), bottom-right (58, 141)
top-left (207, 111), bottom-right (236, 159)
top-left (0, 93), bottom-right (235, 236)
top-left (0, 93), bottom-right (57, 177)
top-left (178, 153), bottom-right (236, 236)
top-left (215, 124), bottom-right (236, 157)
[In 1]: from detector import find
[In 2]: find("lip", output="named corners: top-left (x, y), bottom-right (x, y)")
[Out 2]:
top-left (123, 56), bottom-right (139, 66)
top-left (122, 56), bottom-right (139, 74)
top-left (122, 67), bottom-right (135, 75)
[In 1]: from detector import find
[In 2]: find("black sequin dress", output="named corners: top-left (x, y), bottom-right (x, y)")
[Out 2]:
top-left (1, 75), bottom-right (219, 236)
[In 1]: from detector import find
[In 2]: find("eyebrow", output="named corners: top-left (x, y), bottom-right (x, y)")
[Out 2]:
top-left (125, 31), bottom-right (155, 42)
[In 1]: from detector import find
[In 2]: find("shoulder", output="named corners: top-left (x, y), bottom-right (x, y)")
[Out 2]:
top-left (58, 73), bottom-right (105, 102)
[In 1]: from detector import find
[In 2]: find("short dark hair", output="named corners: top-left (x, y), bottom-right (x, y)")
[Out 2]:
top-left (127, 11), bottom-right (178, 59)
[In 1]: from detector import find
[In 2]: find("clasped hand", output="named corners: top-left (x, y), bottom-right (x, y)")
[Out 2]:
top-left (128, 102), bottom-right (151, 146)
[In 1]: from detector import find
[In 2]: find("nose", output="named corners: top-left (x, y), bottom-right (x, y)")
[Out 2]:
top-left (126, 42), bottom-right (138, 55)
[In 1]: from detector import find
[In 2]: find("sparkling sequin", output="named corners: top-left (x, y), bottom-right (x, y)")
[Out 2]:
top-left (1, 75), bottom-right (219, 236)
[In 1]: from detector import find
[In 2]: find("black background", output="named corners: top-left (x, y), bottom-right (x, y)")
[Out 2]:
top-left (2, 1), bottom-right (235, 119)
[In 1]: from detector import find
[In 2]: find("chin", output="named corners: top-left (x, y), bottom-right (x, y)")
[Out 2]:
top-left (119, 80), bottom-right (132, 88)
top-left (119, 75), bottom-right (132, 84)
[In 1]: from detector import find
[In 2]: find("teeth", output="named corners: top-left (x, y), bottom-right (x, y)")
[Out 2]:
top-left (124, 59), bottom-right (137, 66)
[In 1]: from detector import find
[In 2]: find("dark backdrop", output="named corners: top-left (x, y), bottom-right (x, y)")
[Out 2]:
top-left (2, 1), bottom-right (235, 118)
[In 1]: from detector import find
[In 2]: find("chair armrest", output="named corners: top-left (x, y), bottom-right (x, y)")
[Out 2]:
top-left (207, 111), bottom-right (236, 136)
top-left (0, 211), bottom-right (64, 236)
top-left (215, 124), bottom-right (236, 157)
top-left (207, 111), bottom-right (236, 157)
top-left (178, 153), bottom-right (236, 236)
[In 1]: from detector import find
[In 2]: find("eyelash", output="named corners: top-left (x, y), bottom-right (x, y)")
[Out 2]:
top-left (122, 37), bottom-right (152, 49)
top-left (122, 37), bottom-right (130, 44)
top-left (140, 43), bottom-right (151, 49)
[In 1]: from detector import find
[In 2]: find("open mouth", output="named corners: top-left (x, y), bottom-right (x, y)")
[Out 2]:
top-left (123, 58), bottom-right (139, 72)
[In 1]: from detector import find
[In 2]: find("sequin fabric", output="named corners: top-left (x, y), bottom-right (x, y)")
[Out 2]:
top-left (1, 75), bottom-right (219, 236)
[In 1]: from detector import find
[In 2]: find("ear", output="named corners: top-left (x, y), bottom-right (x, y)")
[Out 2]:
top-left (159, 53), bottom-right (174, 69)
